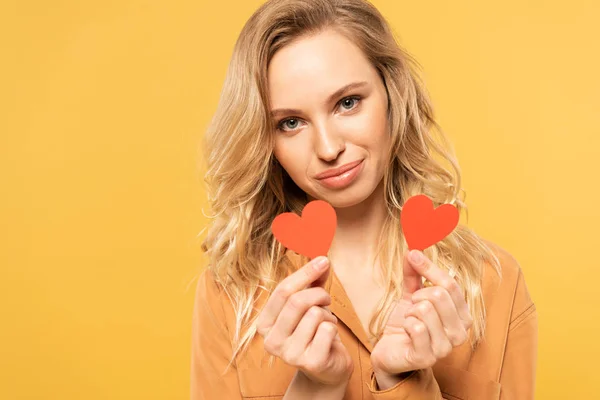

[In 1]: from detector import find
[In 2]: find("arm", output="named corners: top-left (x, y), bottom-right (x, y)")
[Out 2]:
top-left (499, 269), bottom-right (538, 399)
top-left (190, 269), bottom-right (242, 400)
top-left (283, 370), bottom-right (349, 400)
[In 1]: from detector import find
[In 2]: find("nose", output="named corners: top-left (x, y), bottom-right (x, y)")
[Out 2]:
top-left (312, 119), bottom-right (345, 162)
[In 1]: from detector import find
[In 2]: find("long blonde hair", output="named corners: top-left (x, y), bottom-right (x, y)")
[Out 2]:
top-left (198, 0), bottom-right (501, 372)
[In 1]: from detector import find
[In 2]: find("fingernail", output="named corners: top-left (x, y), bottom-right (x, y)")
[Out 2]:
top-left (314, 256), bottom-right (329, 270)
top-left (409, 250), bottom-right (423, 265)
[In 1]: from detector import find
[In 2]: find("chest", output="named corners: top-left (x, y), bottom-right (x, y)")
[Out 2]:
top-left (333, 268), bottom-right (385, 347)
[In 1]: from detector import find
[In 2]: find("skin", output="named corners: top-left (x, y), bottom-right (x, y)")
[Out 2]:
top-left (268, 28), bottom-right (390, 273)
top-left (263, 28), bottom-right (473, 392)
top-left (256, 256), bottom-right (353, 395)
top-left (370, 249), bottom-right (473, 389)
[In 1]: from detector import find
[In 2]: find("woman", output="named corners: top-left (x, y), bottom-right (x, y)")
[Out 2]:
top-left (191, 0), bottom-right (537, 399)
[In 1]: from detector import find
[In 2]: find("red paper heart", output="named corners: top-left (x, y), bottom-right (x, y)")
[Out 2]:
top-left (400, 194), bottom-right (459, 251)
top-left (271, 200), bottom-right (337, 260)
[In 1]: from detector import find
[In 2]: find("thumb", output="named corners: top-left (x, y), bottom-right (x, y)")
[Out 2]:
top-left (402, 249), bottom-right (423, 300)
top-left (308, 257), bottom-right (331, 289)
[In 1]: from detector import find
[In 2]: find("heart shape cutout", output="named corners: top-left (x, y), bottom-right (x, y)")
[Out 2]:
top-left (271, 200), bottom-right (337, 260)
top-left (401, 194), bottom-right (459, 251)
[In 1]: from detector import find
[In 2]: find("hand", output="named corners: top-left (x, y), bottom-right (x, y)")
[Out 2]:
top-left (256, 256), bottom-right (354, 387)
top-left (370, 249), bottom-right (473, 382)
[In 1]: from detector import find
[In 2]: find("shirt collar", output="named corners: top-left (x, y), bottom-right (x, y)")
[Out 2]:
top-left (326, 264), bottom-right (375, 353)
top-left (284, 250), bottom-right (375, 353)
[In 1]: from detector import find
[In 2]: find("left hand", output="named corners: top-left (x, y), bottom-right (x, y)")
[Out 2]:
top-left (370, 249), bottom-right (473, 379)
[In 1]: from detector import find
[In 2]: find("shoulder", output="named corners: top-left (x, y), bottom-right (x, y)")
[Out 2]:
top-left (194, 267), bottom-right (224, 306)
top-left (193, 268), bottom-right (235, 338)
top-left (460, 239), bottom-right (538, 389)
top-left (479, 239), bottom-right (536, 328)
top-left (435, 240), bottom-right (537, 395)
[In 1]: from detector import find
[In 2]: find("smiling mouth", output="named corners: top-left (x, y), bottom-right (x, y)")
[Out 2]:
top-left (315, 159), bottom-right (364, 189)
top-left (315, 159), bottom-right (364, 180)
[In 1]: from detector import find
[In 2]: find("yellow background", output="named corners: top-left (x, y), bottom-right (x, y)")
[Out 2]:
top-left (2, 0), bottom-right (598, 398)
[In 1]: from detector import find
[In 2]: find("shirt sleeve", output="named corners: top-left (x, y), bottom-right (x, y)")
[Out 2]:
top-left (190, 269), bottom-right (243, 400)
top-left (367, 367), bottom-right (444, 399)
top-left (499, 268), bottom-right (538, 399)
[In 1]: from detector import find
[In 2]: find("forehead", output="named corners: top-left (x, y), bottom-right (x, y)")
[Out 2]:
top-left (267, 30), bottom-right (375, 104)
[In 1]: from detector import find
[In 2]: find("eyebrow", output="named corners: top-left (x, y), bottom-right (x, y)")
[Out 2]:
top-left (270, 81), bottom-right (369, 118)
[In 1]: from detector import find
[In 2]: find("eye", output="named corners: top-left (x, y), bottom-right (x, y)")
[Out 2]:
top-left (277, 118), bottom-right (303, 132)
top-left (339, 95), bottom-right (361, 111)
top-left (275, 95), bottom-right (362, 133)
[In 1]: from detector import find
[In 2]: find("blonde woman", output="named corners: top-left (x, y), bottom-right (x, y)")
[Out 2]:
top-left (191, 0), bottom-right (537, 399)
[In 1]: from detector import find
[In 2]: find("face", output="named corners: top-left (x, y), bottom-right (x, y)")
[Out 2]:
top-left (268, 29), bottom-right (391, 208)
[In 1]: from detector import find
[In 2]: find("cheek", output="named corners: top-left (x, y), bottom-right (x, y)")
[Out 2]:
top-left (370, 100), bottom-right (389, 134)
top-left (367, 100), bottom-right (390, 143)
top-left (273, 138), bottom-right (292, 165)
top-left (342, 106), bottom-right (388, 145)
top-left (273, 140), bottom-right (306, 176)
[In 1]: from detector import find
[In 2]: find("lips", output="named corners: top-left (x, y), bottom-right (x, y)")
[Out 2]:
top-left (315, 159), bottom-right (363, 179)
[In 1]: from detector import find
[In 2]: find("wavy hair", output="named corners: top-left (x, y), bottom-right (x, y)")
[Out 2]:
top-left (198, 0), bottom-right (501, 372)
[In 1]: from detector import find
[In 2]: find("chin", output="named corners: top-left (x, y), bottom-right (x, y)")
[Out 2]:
top-left (313, 186), bottom-right (374, 209)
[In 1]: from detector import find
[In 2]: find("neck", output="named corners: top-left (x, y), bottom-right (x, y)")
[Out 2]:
top-left (326, 179), bottom-right (387, 272)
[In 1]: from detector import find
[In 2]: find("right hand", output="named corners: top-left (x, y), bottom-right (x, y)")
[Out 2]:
top-left (256, 255), bottom-right (354, 386)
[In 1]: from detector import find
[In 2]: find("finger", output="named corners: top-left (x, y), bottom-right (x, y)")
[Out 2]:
top-left (257, 256), bottom-right (330, 336)
top-left (404, 300), bottom-right (453, 359)
top-left (305, 321), bottom-right (338, 371)
top-left (411, 287), bottom-right (470, 344)
top-left (404, 315), bottom-right (433, 367)
top-left (402, 250), bottom-right (423, 300)
top-left (274, 286), bottom-right (335, 337)
top-left (309, 258), bottom-right (332, 290)
top-left (407, 250), bottom-right (470, 323)
top-left (262, 306), bottom-right (335, 359)
top-left (285, 306), bottom-right (337, 364)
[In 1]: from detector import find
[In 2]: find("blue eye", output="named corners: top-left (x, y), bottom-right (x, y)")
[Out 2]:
top-left (281, 118), bottom-right (300, 130)
top-left (276, 117), bottom-right (305, 132)
top-left (340, 96), bottom-right (360, 110)
top-left (276, 95), bottom-right (362, 132)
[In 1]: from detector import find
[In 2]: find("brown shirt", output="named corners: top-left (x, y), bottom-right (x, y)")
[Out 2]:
top-left (190, 242), bottom-right (537, 399)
